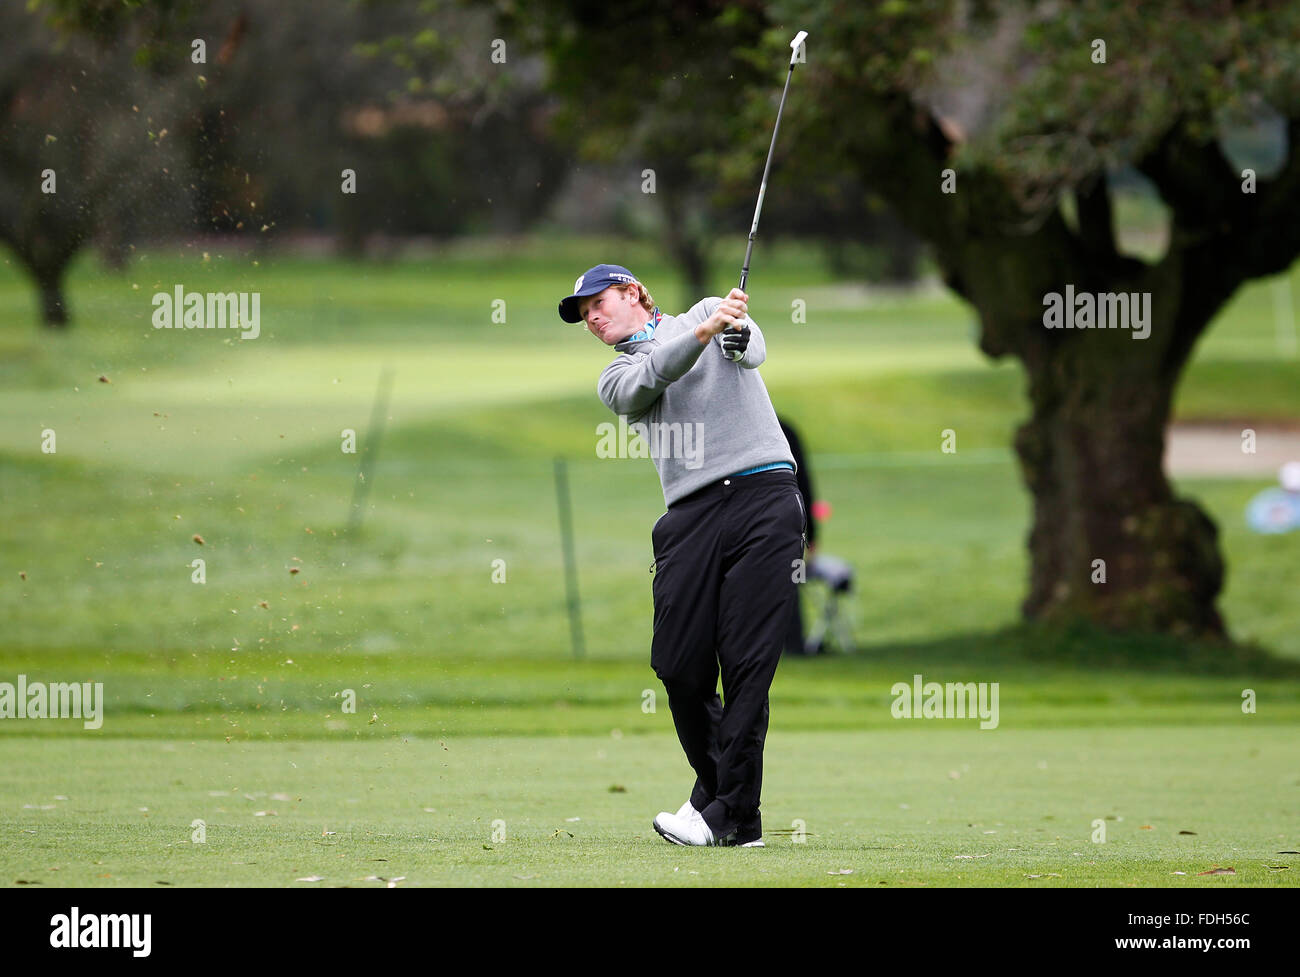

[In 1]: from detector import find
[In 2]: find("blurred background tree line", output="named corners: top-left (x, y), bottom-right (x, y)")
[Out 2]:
top-left (4, 0), bottom-right (1299, 642)
top-left (0, 0), bottom-right (920, 327)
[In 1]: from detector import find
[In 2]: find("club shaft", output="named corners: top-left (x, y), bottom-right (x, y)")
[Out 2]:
top-left (739, 60), bottom-right (797, 292)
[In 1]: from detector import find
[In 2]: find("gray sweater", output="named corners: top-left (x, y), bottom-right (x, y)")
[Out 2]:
top-left (597, 296), bottom-right (795, 506)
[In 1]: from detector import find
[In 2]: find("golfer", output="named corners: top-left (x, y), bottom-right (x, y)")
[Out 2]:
top-left (558, 263), bottom-right (805, 847)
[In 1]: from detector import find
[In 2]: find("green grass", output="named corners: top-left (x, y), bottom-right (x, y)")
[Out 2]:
top-left (3, 727), bottom-right (1295, 887)
top-left (2, 625), bottom-right (1298, 741)
top-left (1, 234), bottom-right (1298, 886)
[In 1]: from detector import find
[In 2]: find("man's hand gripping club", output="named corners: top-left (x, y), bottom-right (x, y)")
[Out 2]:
top-left (694, 288), bottom-right (751, 361)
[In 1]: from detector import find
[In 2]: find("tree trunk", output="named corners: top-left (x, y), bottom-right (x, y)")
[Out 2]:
top-left (670, 231), bottom-right (708, 304)
top-left (1012, 341), bottom-right (1226, 638)
top-left (97, 225), bottom-right (132, 271)
top-left (9, 232), bottom-right (79, 328)
top-left (37, 263), bottom-right (69, 328)
top-left (658, 181), bottom-right (709, 303)
top-left (883, 233), bottom-right (920, 283)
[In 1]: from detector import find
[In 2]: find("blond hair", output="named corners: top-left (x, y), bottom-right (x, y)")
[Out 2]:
top-left (615, 282), bottom-right (655, 315)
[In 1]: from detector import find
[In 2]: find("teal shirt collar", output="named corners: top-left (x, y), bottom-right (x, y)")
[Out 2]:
top-left (624, 308), bottom-right (662, 343)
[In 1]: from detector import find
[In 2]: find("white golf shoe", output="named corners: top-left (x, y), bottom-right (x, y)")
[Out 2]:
top-left (653, 809), bottom-right (719, 846)
top-left (656, 801), bottom-right (765, 846)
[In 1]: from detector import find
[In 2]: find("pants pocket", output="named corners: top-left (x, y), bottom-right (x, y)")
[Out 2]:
top-left (652, 509), bottom-right (671, 542)
top-left (650, 509), bottom-right (672, 574)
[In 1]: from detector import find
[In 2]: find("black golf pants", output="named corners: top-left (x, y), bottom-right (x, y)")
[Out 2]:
top-left (649, 467), bottom-right (806, 843)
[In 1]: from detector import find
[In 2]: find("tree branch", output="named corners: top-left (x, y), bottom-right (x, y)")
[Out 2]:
top-left (1135, 117), bottom-right (1239, 240)
top-left (845, 93), bottom-right (1097, 362)
top-left (1138, 115), bottom-right (1300, 377)
top-left (1231, 116), bottom-right (1300, 278)
top-left (1074, 170), bottom-right (1117, 265)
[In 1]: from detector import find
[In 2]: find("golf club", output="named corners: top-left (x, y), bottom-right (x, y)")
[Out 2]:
top-left (741, 29), bottom-right (808, 294)
top-left (726, 29), bottom-right (807, 358)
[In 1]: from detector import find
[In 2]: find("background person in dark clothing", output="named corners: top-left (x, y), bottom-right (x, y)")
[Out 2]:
top-left (778, 417), bottom-right (819, 656)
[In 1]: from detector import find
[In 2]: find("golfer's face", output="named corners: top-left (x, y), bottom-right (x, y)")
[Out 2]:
top-left (579, 287), bottom-right (639, 345)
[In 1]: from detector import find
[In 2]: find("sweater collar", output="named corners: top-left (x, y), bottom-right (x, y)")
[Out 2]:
top-left (621, 307), bottom-right (662, 345)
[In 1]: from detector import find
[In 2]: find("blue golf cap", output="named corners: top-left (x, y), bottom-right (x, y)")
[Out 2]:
top-left (558, 263), bottom-right (639, 323)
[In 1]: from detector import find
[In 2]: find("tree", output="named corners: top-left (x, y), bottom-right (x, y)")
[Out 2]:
top-left (9, 0), bottom-right (572, 323)
top-left (504, 0), bottom-right (1300, 641)
top-left (0, 2), bottom-right (191, 325)
top-left (350, 1), bottom-right (573, 243)
top-left (495, 1), bottom-right (786, 301)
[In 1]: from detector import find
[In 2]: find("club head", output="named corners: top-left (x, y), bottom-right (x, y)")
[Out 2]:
top-left (789, 30), bottom-right (808, 64)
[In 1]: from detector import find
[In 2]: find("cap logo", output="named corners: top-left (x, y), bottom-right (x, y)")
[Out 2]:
top-left (573, 274), bottom-right (585, 293)
top-left (609, 273), bottom-right (634, 283)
